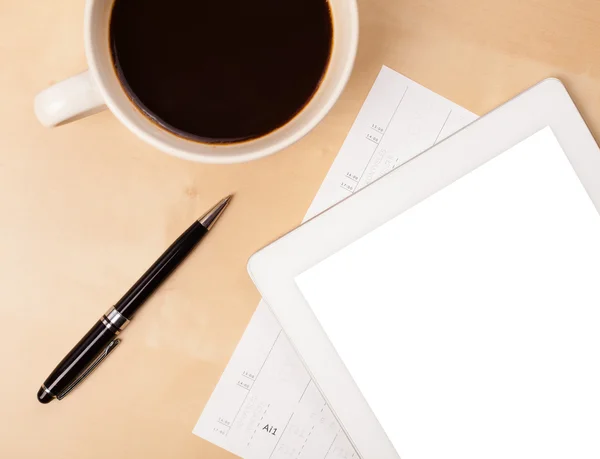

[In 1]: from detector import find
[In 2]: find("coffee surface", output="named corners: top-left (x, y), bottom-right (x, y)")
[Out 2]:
top-left (110, 0), bottom-right (333, 144)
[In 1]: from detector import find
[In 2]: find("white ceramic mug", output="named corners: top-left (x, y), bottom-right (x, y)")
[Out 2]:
top-left (34, 0), bottom-right (359, 164)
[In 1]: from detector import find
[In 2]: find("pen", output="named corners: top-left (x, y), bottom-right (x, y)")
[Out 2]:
top-left (37, 195), bottom-right (232, 404)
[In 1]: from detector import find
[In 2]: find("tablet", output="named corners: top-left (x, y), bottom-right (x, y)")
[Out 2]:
top-left (248, 79), bottom-right (600, 459)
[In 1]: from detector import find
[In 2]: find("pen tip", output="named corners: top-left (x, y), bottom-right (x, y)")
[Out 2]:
top-left (198, 195), bottom-right (233, 230)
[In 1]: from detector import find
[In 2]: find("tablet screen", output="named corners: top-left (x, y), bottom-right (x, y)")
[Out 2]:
top-left (296, 127), bottom-right (600, 459)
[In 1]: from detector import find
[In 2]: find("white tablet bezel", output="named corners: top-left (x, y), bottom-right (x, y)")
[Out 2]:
top-left (247, 79), bottom-right (600, 459)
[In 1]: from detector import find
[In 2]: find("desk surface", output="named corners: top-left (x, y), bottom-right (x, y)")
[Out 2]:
top-left (2, 0), bottom-right (600, 457)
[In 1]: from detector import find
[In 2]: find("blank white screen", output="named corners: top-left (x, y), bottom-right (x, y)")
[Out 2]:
top-left (296, 127), bottom-right (600, 459)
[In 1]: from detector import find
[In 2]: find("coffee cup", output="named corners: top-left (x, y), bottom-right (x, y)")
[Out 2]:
top-left (34, 0), bottom-right (359, 164)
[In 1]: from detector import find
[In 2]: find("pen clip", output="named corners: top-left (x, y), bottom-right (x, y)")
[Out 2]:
top-left (57, 338), bottom-right (121, 401)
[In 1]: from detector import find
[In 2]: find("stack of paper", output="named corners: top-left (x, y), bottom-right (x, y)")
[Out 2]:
top-left (193, 66), bottom-right (477, 459)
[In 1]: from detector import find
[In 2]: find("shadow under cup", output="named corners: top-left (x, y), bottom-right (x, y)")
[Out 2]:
top-left (85, 0), bottom-right (359, 163)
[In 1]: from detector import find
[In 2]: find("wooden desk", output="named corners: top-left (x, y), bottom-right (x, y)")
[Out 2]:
top-left (2, 0), bottom-right (599, 457)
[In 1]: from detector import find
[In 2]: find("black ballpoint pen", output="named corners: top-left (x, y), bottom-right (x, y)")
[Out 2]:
top-left (37, 195), bottom-right (232, 404)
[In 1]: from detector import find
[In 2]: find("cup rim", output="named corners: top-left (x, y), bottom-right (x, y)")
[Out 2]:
top-left (84, 0), bottom-right (359, 164)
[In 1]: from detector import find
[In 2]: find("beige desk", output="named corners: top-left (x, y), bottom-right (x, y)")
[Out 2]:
top-left (2, 0), bottom-right (600, 457)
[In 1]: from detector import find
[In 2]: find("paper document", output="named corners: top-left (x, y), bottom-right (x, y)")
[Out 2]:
top-left (193, 66), bottom-right (477, 458)
top-left (296, 127), bottom-right (600, 459)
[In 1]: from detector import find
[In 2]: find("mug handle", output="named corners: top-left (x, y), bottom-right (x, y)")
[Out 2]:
top-left (34, 70), bottom-right (106, 127)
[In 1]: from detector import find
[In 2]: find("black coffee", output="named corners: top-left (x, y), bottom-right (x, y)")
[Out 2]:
top-left (110, 0), bottom-right (334, 144)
